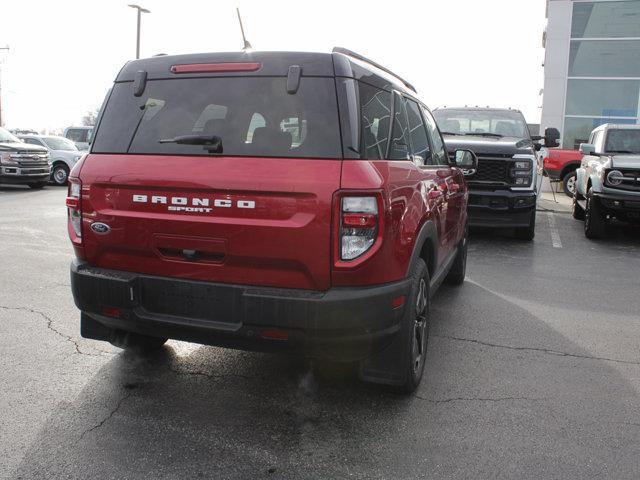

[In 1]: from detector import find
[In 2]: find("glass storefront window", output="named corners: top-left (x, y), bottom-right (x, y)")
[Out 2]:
top-left (572, 1), bottom-right (640, 38)
top-left (566, 79), bottom-right (640, 117)
top-left (569, 40), bottom-right (640, 77)
top-left (563, 116), bottom-right (640, 149)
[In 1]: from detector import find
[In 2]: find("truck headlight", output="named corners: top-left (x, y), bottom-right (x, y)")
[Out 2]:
top-left (0, 152), bottom-right (18, 166)
top-left (606, 170), bottom-right (624, 186)
top-left (511, 156), bottom-right (534, 186)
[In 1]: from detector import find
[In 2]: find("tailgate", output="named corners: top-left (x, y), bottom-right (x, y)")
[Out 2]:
top-left (79, 154), bottom-right (341, 290)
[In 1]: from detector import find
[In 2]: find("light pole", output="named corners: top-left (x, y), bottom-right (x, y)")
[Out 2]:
top-left (0, 45), bottom-right (9, 127)
top-left (128, 4), bottom-right (150, 59)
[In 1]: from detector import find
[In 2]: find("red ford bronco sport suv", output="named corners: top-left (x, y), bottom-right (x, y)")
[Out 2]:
top-left (68, 48), bottom-right (477, 392)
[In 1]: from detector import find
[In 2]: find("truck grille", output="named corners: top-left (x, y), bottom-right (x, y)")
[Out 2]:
top-left (611, 169), bottom-right (640, 192)
top-left (13, 152), bottom-right (50, 168)
top-left (469, 154), bottom-right (513, 185)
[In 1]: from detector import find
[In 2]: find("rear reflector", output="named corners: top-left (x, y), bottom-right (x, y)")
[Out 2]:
top-left (101, 307), bottom-right (121, 318)
top-left (65, 197), bottom-right (79, 209)
top-left (392, 296), bottom-right (406, 309)
top-left (170, 62), bottom-right (261, 74)
top-left (260, 329), bottom-right (289, 341)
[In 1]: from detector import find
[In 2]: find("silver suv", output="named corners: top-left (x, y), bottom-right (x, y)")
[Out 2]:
top-left (19, 134), bottom-right (83, 186)
top-left (573, 123), bottom-right (640, 238)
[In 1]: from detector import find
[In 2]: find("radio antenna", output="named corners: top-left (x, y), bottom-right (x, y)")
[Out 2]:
top-left (236, 8), bottom-right (252, 51)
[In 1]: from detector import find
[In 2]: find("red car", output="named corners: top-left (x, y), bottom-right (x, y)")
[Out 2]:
top-left (543, 148), bottom-right (583, 196)
top-left (67, 49), bottom-right (476, 392)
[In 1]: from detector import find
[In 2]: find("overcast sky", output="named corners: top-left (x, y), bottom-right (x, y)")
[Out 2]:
top-left (2, 0), bottom-right (547, 131)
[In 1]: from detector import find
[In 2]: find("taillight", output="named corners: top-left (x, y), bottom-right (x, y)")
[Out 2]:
top-left (67, 178), bottom-right (82, 244)
top-left (340, 196), bottom-right (380, 261)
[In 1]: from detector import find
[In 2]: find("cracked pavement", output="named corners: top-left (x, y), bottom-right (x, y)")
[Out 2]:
top-left (1, 185), bottom-right (640, 479)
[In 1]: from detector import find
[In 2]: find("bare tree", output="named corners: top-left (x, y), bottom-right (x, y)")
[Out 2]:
top-left (81, 107), bottom-right (100, 126)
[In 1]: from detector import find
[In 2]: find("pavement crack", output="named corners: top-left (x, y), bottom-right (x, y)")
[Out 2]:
top-left (414, 395), bottom-right (543, 404)
top-left (0, 305), bottom-right (111, 357)
top-left (434, 334), bottom-right (640, 366)
top-left (79, 391), bottom-right (132, 440)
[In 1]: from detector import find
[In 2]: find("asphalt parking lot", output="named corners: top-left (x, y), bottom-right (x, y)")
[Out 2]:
top-left (1, 185), bottom-right (640, 479)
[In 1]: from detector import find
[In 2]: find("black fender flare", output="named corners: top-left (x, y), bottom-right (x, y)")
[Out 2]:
top-left (405, 220), bottom-right (438, 278)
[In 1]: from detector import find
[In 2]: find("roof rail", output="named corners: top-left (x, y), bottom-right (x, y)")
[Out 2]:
top-left (332, 47), bottom-right (417, 93)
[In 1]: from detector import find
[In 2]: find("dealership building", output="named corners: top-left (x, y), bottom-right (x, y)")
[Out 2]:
top-left (541, 0), bottom-right (640, 149)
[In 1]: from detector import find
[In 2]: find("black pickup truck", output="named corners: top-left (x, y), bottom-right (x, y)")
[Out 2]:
top-left (433, 107), bottom-right (559, 240)
top-left (0, 127), bottom-right (50, 189)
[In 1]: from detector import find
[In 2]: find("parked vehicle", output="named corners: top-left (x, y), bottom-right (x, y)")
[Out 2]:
top-left (543, 148), bottom-right (583, 197)
top-left (67, 48), bottom-right (477, 392)
top-left (64, 126), bottom-right (93, 151)
top-left (573, 123), bottom-right (640, 238)
top-left (19, 134), bottom-right (84, 185)
top-left (433, 107), bottom-right (559, 240)
top-left (0, 127), bottom-right (50, 189)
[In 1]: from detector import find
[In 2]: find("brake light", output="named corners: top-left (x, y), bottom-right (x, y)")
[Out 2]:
top-left (339, 196), bottom-right (381, 261)
top-left (67, 178), bottom-right (82, 244)
top-left (170, 62), bottom-right (261, 74)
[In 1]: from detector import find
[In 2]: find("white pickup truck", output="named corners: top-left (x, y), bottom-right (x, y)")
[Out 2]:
top-left (573, 123), bottom-right (640, 238)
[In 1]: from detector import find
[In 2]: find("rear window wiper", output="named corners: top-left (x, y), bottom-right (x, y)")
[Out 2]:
top-left (461, 132), bottom-right (503, 138)
top-left (159, 134), bottom-right (222, 153)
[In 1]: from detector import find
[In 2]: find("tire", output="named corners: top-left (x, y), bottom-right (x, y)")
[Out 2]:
top-left (445, 224), bottom-right (468, 286)
top-left (52, 163), bottom-right (70, 186)
top-left (109, 330), bottom-right (167, 353)
top-left (514, 210), bottom-right (536, 241)
top-left (396, 258), bottom-right (430, 394)
top-left (584, 188), bottom-right (606, 239)
top-left (562, 170), bottom-right (577, 197)
top-left (572, 188), bottom-right (585, 220)
top-left (28, 182), bottom-right (47, 189)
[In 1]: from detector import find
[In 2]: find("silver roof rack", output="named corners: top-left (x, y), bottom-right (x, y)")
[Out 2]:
top-left (332, 47), bottom-right (417, 94)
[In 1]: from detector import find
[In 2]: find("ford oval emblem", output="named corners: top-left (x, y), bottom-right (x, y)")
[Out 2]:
top-left (90, 222), bottom-right (111, 235)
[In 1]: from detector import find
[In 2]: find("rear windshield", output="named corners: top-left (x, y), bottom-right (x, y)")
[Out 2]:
top-left (92, 77), bottom-right (341, 159)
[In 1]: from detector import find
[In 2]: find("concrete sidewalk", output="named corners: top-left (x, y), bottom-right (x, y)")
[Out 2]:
top-left (538, 191), bottom-right (572, 213)
top-left (537, 176), bottom-right (573, 213)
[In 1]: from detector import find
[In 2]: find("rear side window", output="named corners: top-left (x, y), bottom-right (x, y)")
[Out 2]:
top-left (388, 92), bottom-right (410, 160)
top-left (92, 77), bottom-right (341, 159)
top-left (359, 82), bottom-right (391, 159)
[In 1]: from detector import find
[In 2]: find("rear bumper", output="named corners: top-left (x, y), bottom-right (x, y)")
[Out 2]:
top-left (467, 189), bottom-right (536, 228)
top-left (70, 260), bottom-right (411, 361)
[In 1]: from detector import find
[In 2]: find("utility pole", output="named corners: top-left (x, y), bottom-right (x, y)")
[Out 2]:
top-left (0, 45), bottom-right (9, 127)
top-left (128, 5), bottom-right (150, 59)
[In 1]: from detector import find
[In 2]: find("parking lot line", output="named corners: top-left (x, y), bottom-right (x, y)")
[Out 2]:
top-left (546, 212), bottom-right (563, 248)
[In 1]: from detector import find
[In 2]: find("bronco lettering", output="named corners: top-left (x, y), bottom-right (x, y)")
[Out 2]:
top-left (132, 194), bottom-right (255, 209)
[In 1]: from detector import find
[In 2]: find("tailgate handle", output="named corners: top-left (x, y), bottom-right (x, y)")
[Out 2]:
top-left (153, 234), bottom-right (227, 264)
top-left (157, 247), bottom-right (225, 263)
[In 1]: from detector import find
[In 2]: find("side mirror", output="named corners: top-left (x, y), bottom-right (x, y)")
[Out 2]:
top-left (544, 127), bottom-right (560, 148)
top-left (454, 149), bottom-right (478, 176)
top-left (579, 143), bottom-right (595, 155)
